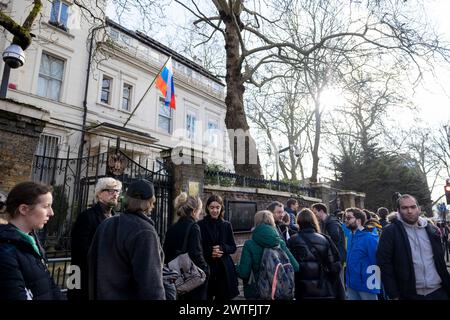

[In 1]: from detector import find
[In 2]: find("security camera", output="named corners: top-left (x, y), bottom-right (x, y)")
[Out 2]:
top-left (2, 44), bottom-right (25, 69)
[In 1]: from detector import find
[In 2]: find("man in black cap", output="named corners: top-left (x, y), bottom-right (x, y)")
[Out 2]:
top-left (88, 179), bottom-right (165, 300)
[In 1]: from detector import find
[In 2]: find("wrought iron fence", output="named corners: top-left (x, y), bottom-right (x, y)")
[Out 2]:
top-left (31, 143), bottom-right (173, 290)
top-left (204, 169), bottom-right (316, 198)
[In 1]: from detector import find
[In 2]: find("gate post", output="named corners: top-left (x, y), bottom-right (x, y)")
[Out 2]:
top-left (310, 182), bottom-right (331, 207)
top-left (0, 101), bottom-right (49, 191)
top-left (161, 146), bottom-right (205, 225)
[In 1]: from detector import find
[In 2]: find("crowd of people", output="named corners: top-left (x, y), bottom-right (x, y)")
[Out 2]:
top-left (0, 178), bottom-right (449, 300)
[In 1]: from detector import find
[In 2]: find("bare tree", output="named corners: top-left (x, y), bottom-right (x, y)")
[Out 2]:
top-left (180, 0), bottom-right (448, 179)
top-left (432, 123), bottom-right (450, 178)
top-left (333, 65), bottom-right (407, 157)
top-left (246, 77), bottom-right (313, 181)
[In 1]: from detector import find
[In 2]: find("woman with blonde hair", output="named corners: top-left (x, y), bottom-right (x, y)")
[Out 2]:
top-left (287, 208), bottom-right (344, 300)
top-left (237, 210), bottom-right (299, 299)
top-left (163, 192), bottom-right (209, 300)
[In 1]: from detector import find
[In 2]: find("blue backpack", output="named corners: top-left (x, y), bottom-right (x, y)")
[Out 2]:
top-left (256, 245), bottom-right (295, 300)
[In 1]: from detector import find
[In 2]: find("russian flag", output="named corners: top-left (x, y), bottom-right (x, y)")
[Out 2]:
top-left (155, 57), bottom-right (176, 109)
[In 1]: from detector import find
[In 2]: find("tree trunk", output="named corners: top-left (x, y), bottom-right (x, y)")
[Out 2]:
top-left (223, 13), bottom-right (262, 178)
top-left (310, 100), bottom-right (321, 183)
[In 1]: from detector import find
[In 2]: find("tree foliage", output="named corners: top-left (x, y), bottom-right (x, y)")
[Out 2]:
top-left (333, 150), bottom-right (432, 213)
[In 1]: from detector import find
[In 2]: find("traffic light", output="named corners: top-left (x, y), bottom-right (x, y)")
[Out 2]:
top-left (446, 178), bottom-right (450, 204)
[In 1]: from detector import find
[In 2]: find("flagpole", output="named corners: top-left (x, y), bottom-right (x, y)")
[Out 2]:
top-left (123, 55), bottom-right (172, 128)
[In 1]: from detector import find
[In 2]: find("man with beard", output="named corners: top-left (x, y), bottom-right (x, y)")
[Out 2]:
top-left (345, 207), bottom-right (379, 300)
top-left (68, 177), bottom-right (122, 300)
top-left (267, 201), bottom-right (296, 242)
top-left (377, 194), bottom-right (450, 300)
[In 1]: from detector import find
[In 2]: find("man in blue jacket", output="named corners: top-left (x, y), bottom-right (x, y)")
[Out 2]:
top-left (345, 207), bottom-right (380, 300)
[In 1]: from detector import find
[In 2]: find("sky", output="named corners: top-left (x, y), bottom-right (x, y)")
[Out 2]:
top-left (107, 1), bottom-right (450, 203)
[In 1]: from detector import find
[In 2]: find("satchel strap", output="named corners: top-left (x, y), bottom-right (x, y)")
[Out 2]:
top-left (181, 222), bottom-right (194, 253)
top-left (299, 234), bottom-right (326, 288)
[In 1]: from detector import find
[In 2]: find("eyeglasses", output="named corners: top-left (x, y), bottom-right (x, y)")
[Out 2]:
top-left (102, 189), bottom-right (121, 195)
top-left (345, 216), bottom-right (355, 221)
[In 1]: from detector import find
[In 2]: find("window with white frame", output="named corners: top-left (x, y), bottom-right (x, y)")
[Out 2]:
top-left (37, 53), bottom-right (65, 101)
top-left (33, 134), bottom-right (60, 184)
top-left (35, 134), bottom-right (60, 157)
top-left (49, 0), bottom-right (69, 30)
top-left (186, 111), bottom-right (197, 140)
top-left (206, 118), bottom-right (219, 147)
top-left (158, 97), bottom-right (173, 133)
top-left (122, 83), bottom-right (132, 111)
top-left (101, 75), bottom-right (112, 104)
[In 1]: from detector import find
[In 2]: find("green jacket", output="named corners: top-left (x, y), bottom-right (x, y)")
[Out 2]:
top-left (237, 224), bottom-right (299, 282)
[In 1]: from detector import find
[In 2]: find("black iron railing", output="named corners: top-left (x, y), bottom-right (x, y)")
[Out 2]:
top-left (204, 170), bottom-right (316, 198)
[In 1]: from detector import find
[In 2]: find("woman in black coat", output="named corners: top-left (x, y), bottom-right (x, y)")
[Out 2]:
top-left (198, 195), bottom-right (239, 300)
top-left (288, 208), bottom-right (344, 300)
top-left (0, 181), bottom-right (63, 300)
top-left (163, 192), bottom-right (209, 300)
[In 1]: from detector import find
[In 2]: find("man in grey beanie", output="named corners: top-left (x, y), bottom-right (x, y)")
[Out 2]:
top-left (88, 179), bottom-right (165, 300)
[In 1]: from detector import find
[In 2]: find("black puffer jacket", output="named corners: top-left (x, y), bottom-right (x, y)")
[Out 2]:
top-left (0, 224), bottom-right (63, 300)
top-left (288, 228), bottom-right (341, 299)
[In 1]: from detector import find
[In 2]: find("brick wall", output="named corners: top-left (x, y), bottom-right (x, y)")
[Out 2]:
top-left (203, 185), bottom-right (320, 215)
top-left (0, 108), bottom-right (46, 192)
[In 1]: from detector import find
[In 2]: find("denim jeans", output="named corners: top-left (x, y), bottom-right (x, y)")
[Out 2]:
top-left (347, 287), bottom-right (378, 300)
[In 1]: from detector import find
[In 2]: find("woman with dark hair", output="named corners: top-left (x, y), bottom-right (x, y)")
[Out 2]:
top-left (0, 181), bottom-right (63, 300)
top-left (287, 208), bottom-right (344, 300)
top-left (197, 195), bottom-right (239, 300)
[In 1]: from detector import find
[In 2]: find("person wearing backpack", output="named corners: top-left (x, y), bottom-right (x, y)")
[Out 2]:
top-left (288, 208), bottom-right (345, 300)
top-left (237, 210), bottom-right (299, 300)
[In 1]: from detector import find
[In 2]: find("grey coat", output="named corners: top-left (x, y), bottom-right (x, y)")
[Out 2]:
top-left (88, 211), bottom-right (165, 300)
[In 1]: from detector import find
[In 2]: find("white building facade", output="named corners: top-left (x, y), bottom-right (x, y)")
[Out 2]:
top-left (1, 0), bottom-right (231, 168)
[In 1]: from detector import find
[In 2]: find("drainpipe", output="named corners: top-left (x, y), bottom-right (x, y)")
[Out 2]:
top-left (71, 25), bottom-right (102, 218)
top-left (78, 25), bottom-right (102, 159)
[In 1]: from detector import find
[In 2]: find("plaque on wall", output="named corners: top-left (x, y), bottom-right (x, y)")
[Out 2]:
top-left (225, 200), bottom-right (257, 232)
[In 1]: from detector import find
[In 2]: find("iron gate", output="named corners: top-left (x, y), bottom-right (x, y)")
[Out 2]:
top-left (31, 146), bottom-right (173, 253)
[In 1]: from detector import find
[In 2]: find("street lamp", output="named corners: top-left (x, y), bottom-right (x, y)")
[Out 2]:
top-left (275, 144), bottom-right (300, 181)
top-left (0, 44), bottom-right (26, 98)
